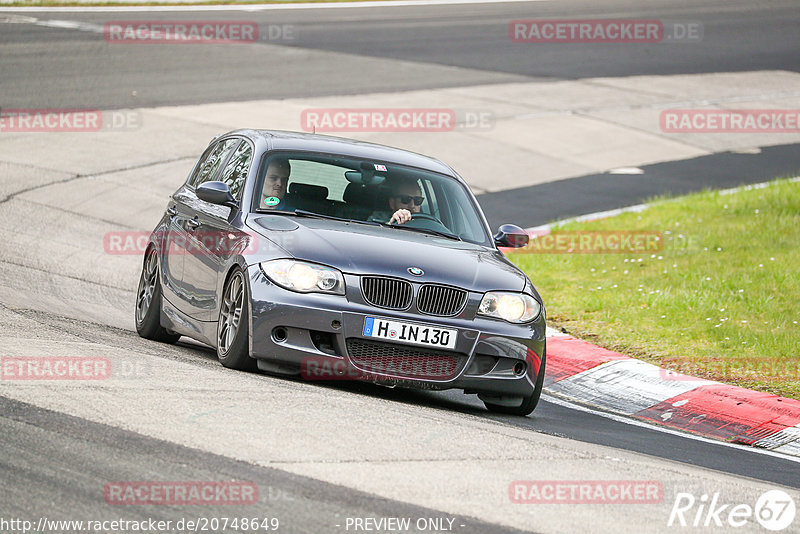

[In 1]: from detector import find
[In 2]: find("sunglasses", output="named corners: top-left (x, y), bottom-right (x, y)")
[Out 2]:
top-left (395, 195), bottom-right (425, 206)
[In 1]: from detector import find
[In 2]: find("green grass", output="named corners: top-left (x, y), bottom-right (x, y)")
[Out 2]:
top-left (510, 177), bottom-right (800, 399)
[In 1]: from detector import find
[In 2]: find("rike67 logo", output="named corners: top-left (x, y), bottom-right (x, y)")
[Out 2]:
top-left (668, 490), bottom-right (796, 531)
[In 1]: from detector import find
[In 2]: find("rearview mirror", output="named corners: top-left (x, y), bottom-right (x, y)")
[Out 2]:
top-left (345, 170), bottom-right (386, 186)
top-left (345, 161), bottom-right (388, 185)
top-left (196, 181), bottom-right (238, 208)
top-left (494, 224), bottom-right (529, 248)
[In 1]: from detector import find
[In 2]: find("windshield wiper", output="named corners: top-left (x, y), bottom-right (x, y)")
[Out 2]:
top-left (294, 210), bottom-right (383, 226)
top-left (267, 209), bottom-right (382, 226)
top-left (387, 225), bottom-right (462, 241)
top-left (260, 210), bottom-right (459, 239)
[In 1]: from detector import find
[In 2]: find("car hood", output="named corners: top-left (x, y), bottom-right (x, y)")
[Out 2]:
top-left (247, 215), bottom-right (527, 293)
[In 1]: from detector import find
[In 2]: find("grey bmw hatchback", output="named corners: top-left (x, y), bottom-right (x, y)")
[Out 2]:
top-left (135, 130), bottom-right (546, 415)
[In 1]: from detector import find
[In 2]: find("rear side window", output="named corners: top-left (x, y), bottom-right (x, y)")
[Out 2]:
top-left (284, 159), bottom-right (349, 201)
top-left (219, 141), bottom-right (253, 200)
top-left (189, 138), bottom-right (240, 188)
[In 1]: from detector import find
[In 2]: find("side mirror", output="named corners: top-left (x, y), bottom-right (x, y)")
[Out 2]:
top-left (196, 181), bottom-right (238, 209)
top-left (494, 224), bottom-right (529, 248)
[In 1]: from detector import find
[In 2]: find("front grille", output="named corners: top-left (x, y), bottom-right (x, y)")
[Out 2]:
top-left (417, 284), bottom-right (467, 316)
top-left (361, 277), bottom-right (412, 310)
top-left (346, 338), bottom-right (466, 380)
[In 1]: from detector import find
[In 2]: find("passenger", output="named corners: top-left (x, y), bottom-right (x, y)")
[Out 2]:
top-left (260, 158), bottom-right (291, 210)
top-left (368, 178), bottom-right (424, 225)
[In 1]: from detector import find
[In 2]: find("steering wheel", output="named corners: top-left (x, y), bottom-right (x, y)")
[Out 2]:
top-left (389, 212), bottom-right (443, 226)
top-left (410, 213), bottom-right (442, 223)
top-left (391, 212), bottom-right (452, 235)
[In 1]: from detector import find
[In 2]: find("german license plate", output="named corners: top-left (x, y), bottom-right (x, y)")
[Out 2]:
top-left (362, 317), bottom-right (457, 349)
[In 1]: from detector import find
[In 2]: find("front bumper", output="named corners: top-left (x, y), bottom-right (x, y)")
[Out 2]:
top-left (246, 265), bottom-right (545, 398)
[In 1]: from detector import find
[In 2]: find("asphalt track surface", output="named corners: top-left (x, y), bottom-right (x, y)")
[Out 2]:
top-left (3, 0), bottom-right (800, 222)
top-left (2, 0), bottom-right (800, 532)
top-left (1, 0), bottom-right (799, 109)
top-left (479, 142), bottom-right (800, 229)
top-left (1, 396), bottom-right (527, 534)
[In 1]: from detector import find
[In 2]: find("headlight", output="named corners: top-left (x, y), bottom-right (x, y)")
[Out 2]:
top-left (478, 292), bottom-right (541, 323)
top-left (260, 259), bottom-right (345, 295)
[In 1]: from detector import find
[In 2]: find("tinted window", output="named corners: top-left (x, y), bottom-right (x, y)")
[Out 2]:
top-left (189, 138), bottom-right (239, 188)
top-left (286, 159), bottom-right (349, 201)
top-left (253, 152), bottom-right (491, 246)
top-left (219, 141), bottom-right (253, 200)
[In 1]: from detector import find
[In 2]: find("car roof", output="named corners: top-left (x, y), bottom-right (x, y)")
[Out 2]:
top-left (225, 129), bottom-right (462, 182)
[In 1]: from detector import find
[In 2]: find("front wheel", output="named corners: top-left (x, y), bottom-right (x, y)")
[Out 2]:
top-left (135, 248), bottom-right (181, 344)
top-left (483, 353), bottom-right (546, 416)
top-left (216, 269), bottom-right (257, 371)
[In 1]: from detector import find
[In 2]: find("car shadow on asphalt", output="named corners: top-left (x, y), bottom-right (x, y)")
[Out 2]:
top-left (172, 338), bottom-right (540, 422)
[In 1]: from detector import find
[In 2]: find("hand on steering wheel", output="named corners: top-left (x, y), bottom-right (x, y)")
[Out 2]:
top-left (389, 209), bottom-right (412, 224)
top-left (389, 211), bottom-right (443, 226)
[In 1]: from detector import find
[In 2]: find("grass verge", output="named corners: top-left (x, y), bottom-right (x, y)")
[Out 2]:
top-left (510, 177), bottom-right (800, 400)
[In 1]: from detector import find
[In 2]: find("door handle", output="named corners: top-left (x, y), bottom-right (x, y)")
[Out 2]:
top-left (187, 217), bottom-right (201, 230)
top-left (166, 205), bottom-right (177, 217)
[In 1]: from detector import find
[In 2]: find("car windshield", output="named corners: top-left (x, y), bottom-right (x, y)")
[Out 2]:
top-left (252, 151), bottom-right (491, 246)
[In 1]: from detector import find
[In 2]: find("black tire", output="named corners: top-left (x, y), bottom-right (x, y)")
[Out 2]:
top-left (216, 269), bottom-right (257, 371)
top-left (135, 248), bottom-right (181, 344)
top-left (483, 352), bottom-right (546, 416)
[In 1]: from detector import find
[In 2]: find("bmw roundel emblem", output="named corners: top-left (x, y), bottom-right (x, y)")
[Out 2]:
top-left (408, 267), bottom-right (424, 276)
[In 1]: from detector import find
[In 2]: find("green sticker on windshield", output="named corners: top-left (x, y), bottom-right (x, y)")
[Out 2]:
top-left (264, 196), bottom-right (280, 206)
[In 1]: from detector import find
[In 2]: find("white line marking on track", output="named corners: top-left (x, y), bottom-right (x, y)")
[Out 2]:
top-left (528, 204), bottom-right (650, 232)
top-left (527, 175), bottom-right (800, 232)
top-left (542, 392), bottom-right (800, 464)
top-left (32, 18), bottom-right (105, 33)
top-left (608, 167), bottom-right (644, 175)
top-left (545, 326), bottom-right (570, 338)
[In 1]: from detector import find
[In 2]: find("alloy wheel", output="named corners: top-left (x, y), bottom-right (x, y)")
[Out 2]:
top-left (219, 272), bottom-right (244, 354)
top-left (135, 251), bottom-right (158, 326)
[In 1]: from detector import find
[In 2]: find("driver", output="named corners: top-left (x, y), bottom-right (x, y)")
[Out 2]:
top-left (260, 158), bottom-right (291, 210)
top-left (368, 178), bottom-right (424, 225)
